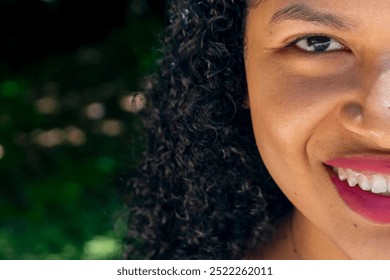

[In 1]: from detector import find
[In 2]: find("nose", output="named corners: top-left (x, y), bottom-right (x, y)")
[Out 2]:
top-left (340, 67), bottom-right (390, 149)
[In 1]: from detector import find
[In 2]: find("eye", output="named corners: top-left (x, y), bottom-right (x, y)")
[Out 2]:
top-left (293, 35), bottom-right (347, 52)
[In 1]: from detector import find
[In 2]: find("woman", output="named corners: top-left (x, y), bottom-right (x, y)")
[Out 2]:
top-left (124, 0), bottom-right (390, 259)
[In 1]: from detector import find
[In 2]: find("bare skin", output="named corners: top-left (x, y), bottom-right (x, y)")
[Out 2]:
top-left (245, 0), bottom-right (390, 259)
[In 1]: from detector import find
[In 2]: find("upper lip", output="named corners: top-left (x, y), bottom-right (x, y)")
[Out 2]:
top-left (324, 156), bottom-right (390, 174)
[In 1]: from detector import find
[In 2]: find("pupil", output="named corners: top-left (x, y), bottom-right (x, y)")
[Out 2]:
top-left (307, 36), bottom-right (331, 51)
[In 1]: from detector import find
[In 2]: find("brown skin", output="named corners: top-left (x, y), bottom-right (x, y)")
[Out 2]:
top-left (245, 0), bottom-right (390, 259)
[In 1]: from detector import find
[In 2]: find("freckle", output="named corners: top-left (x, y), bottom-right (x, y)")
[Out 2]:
top-left (294, 192), bottom-right (298, 196)
top-left (353, 224), bottom-right (358, 228)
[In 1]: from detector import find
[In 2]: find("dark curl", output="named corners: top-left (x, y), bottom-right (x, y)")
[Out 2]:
top-left (124, 0), bottom-right (292, 259)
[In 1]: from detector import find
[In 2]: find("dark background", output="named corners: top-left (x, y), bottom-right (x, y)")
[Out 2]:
top-left (0, 0), bottom-right (165, 259)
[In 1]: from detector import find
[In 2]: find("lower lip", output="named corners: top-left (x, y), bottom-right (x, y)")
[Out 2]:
top-left (330, 172), bottom-right (390, 224)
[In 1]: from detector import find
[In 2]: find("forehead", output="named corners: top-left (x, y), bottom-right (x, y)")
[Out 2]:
top-left (246, 0), bottom-right (390, 27)
top-left (247, 0), bottom-right (390, 11)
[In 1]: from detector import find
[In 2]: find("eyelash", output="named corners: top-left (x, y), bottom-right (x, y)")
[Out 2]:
top-left (284, 33), bottom-right (350, 53)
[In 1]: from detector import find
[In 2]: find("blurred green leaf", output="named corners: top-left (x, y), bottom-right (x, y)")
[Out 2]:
top-left (1, 80), bottom-right (25, 98)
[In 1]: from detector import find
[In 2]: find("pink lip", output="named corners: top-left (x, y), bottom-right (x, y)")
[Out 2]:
top-left (330, 173), bottom-right (390, 224)
top-left (325, 157), bottom-right (390, 174)
top-left (324, 156), bottom-right (390, 224)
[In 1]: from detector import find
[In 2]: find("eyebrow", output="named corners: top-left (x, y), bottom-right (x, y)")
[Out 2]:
top-left (270, 4), bottom-right (354, 30)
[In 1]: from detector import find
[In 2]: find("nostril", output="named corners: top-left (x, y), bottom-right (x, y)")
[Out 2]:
top-left (343, 102), bottom-right (363, 120)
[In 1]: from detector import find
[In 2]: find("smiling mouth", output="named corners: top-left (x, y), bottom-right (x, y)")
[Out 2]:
top-left (332, 167), bottom-right (390, 196)
top-left (324, 157), bottom-right (390, 224)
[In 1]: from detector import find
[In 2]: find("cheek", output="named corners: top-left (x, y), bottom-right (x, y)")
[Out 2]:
top-left (248, 63), bottom-right (357, 147)
top-left (246, 62), bottom-right (358, 193)
top-left (250, 76), bottom-right (325, 156)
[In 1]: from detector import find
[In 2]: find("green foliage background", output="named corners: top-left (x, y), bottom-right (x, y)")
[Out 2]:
top-left (0, 0), bottom-right (164, 259)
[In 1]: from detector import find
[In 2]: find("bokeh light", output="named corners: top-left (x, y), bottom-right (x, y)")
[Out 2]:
top-left (32, 128), bottom-right (65, 148)
top-left (99, 120), bottom-right (124, 137)
top-left (0, 145), bottom-right (4, 160)
top-left (82, 235), bottom-right (120, 260)
top-left (64, 126), bottom-right (86, 146)
top-left (120, 93), bottom-right (145, 113)
top-left (35, 96), bottom-right (59, 114)
top-left (86, 102), bottom-right (106, 120)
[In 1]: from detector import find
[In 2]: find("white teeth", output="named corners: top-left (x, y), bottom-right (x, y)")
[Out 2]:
top-left (346, 169), bottom-right (358, 187)
top-left (371, 175), bottom-right (387, 194)
top-left (333, 167), bottom-right (390, 194)
top-left (338, 168), bottom-right (347, 181)
top-left (388, 176), bottom-right (390, 192)
top-left (358, 176), bottom-right (371, 191)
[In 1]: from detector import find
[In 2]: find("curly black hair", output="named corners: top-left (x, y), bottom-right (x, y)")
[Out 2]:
top-left (124, 0), bottom-right (292, 259)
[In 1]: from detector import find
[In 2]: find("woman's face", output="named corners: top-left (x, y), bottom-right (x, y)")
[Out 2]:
top-left (245, 0), bottom-right (390, 259)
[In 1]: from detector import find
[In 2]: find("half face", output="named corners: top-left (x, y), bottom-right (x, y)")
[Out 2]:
top-left (245, 0), bottom-right (390, 259)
